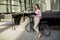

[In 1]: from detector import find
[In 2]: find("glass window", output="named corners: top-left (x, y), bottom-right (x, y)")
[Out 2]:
top-left (0, 0), bottom-right (7, 12)
top-left (51, 0), bottom-right (59, 11)
top-left (0, 0), bottom-right (6, 4)
top-left (12, 0), bottom-right (20, 5)
top-left (11, 0), bottom-right (20, 12)
top-left (0, 5), bottom-right (6, 12)
top-left (0, 0), bottom-right (59, 13)
top-left (12, 6), bottom-right (20, 12)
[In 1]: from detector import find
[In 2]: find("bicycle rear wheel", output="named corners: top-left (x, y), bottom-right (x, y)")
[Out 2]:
top-left (39, 24), bottom-right (50, 36)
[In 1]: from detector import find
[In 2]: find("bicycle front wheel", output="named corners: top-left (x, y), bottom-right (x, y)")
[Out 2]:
top-left (25, 22), bottom-right (34, 33)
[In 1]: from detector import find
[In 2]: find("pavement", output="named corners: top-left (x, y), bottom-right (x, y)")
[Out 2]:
top-left (0, 18), bottom-right (60, 40)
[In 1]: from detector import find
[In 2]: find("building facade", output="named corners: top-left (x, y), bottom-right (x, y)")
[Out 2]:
top-left (0, 0), bottom-right (60, 13)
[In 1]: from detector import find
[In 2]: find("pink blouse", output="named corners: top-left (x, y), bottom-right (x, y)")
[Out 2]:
top-left (35, 9), bottom-right (42, 19)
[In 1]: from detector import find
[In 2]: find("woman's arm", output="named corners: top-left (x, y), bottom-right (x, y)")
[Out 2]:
top-left (35, 10), bottom-right (42, 18)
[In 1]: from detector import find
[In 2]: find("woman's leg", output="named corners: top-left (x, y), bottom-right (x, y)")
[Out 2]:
top-left (33, 18), bottom-right (40, 33)
top-left (33, 18), bottom-right (42, 38)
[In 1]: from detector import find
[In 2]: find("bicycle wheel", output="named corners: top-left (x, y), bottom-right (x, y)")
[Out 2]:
top-left (25, 22), bottom-right (34, 33)
top-left (43, 24), bottom-right (50, 36)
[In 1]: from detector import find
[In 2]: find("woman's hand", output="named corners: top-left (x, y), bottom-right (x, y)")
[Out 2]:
top-left (32, 15), bottom-right (35, 17)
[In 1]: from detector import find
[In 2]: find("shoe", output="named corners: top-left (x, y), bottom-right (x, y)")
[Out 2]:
top-left (37, 33), bottom-right (42, 38)
top-left (35, 33), bottom-right (42, 38)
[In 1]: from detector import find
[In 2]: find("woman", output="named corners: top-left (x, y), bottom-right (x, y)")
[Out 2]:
top-left (33, 4), bottom-right (42, 38)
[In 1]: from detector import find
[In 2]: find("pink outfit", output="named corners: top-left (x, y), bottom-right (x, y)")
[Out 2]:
top-left (34, 9), bottom-right (42, 20)
top-left (33, 9), bottom-right (42, 33)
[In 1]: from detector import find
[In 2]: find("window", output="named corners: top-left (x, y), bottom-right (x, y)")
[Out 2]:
top-left (0, 5), bottom-right (6, 12)
top-left (0, 0), bottom-right (20, 13)
top-left (0, 0), bottom-right (59, 13)
top-left (51, 0), bottom-right (59, 11)
top-left (11, 0), bottom-right (20, 12)
top-left (0, 0), bottom-right (7, 12)
top-left (12, 6), bottom-right (20, 12)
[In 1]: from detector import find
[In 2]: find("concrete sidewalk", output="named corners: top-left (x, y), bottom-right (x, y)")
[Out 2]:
top-left (16, 30), bottom-right (60, 40)
top-left (0, 18), bottom-right (60, 40)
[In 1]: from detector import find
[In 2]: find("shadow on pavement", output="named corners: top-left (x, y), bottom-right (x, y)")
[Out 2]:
top-left (15, 30), bottom-right (60, 40)
top-left (0, 26), bottom-right (13, 33)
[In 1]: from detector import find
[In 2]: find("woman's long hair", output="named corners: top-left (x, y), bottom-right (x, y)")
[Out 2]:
top-left (35, 4), bottom-right (40, 9)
